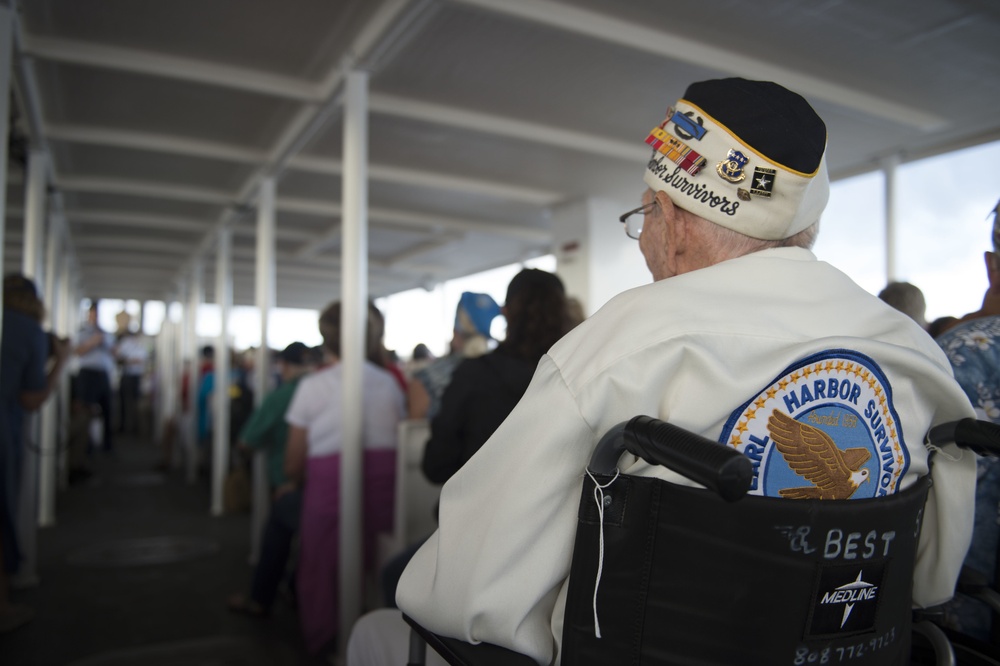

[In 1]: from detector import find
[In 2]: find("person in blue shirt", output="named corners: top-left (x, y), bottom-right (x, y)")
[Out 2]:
top-left (73, 301), bottom-right (115, 453)
top-left (1, 275), bottom-right (69, 633)
top-left (937, 198), bottom-right (1000, 642)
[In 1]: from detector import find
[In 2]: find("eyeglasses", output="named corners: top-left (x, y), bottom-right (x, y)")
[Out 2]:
top-left (618, 201), bottom-right (657, 239)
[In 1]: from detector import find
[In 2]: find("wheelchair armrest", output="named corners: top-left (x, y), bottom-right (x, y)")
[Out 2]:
top-left (402, 614), bottom-right (538, 666)
top-left (589, 416), bottom-right (753, 502)
top-left (929, 418), bottom-right (1000, 457)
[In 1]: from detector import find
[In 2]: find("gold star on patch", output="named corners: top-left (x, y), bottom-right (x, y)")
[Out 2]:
top-left (879, 394), bottom-right (887, 408)
top-left (802, 366), bottom-right (813, 379)
top-left (737, 420), bottom-right (749, 434)
top-left (755, 396), bottom-right (767, 409)
top-left (835, 361), bottom-right (845, 372)
top-left (814, 363), bottom-right (823, 373)
top-left (778, 379), bottom-right (789, 390)
top-left (890, 428), bottom-right (897, 440)
top-left (790, 371), bottom-right (801, 382)
top-left (845, 363), bottom-right (855, 374)
top-left (886, 416), bottom-right (894, 428)
top-left (747, 406), bottom-right (757, 420)
top-left (730, 434), bottom-right (741, 447)
top-left (766, 387), bottom-right (777, 400)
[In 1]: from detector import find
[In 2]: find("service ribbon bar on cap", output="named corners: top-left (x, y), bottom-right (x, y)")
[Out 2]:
top-left (645, 127), bottom-right (707, 176)
top-left (642, 78), bottom-right (830, 241)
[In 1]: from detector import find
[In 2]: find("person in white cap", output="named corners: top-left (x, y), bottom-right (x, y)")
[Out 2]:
top-left (353, 78), bottom-right (977, 665)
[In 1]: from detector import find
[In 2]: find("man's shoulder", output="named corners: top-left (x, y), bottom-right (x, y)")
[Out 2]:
top-left (3, 309), bottom-right (43, 337)
top-left (937, 315), bottom-right (1000, 369)
top-left (545, 249), bottom-right (881, 388)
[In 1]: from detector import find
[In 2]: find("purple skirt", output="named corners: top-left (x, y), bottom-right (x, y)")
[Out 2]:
top-left (297, 449), bottom-right (396, 654)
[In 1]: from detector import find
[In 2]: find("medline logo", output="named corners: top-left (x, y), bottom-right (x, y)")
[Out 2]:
top-left (820, 571), bottom-right (877, 628)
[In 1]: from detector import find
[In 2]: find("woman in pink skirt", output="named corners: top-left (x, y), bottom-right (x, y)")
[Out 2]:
top-left (284, 301), bottom-right (404, 655)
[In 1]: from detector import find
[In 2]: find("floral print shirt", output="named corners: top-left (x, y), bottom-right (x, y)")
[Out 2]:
top-left (937, 315), bottom-right (1000, 639)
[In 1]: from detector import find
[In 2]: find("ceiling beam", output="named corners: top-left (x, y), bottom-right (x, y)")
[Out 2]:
top-left (291, 155), bottom-right (563, 205)
top-left (369, 205), bottom-right (550, 242)
top-left (370, 92), bottom-right (648, 162)
top-left (454, 0), bottom-right (946, 131)
top-left (44, 123), bottom-right (562, 205)
top-left (84, 266), bottom-right (177, 279)
top-left (383, 232), bottom-right (464, 267)
top-left (21, 35), bottom-right (321, 101)
top-left (46, 124), bottom-right (266, 163)
top-left (282, 196), bottom-right (550, 257)
top-left (65, 208), bottom-right (315, 241)
top-left (67, 210), bottom-right (212, 233)
top-left (72, 252), bottom-right (185, 269)
top-left (73, 235), bottom-right (193, 254)
top-left (54, 176), bottom-right (234, 205)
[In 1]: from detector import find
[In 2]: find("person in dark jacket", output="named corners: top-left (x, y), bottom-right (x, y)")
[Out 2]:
top-left (422, 268), bottom-right (572, 483)
top-left (380, 268), bottom-right (574, 609)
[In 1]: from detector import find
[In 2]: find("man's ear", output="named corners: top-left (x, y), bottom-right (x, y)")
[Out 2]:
top-left (986, 251), bottom-right (1000, 288)
top-left (654, 191), bottom-right (687, 256)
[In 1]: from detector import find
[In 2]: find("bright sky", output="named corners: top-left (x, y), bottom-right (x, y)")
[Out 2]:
top-left (100, 139), bottom-right (1000, 358)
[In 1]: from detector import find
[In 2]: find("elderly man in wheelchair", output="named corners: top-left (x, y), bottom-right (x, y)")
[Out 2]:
top-left (350, 78), bottom-right (989, 665)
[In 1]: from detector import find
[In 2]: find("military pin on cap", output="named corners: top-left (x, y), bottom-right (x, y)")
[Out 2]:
top-left (717, 149), bottom-right (749, 183)
top-left (751, 167), bottom-right (776, 199)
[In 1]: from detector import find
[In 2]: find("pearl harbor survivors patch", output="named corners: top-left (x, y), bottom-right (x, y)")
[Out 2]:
top-left (719, 350), bottom-right (909, 499)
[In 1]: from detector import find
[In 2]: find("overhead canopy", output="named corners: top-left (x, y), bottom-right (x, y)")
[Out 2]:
top-left (4, 0), bottom-right (999, 308)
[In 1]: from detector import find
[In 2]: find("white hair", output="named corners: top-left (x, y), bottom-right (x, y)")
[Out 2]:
top-left (687, 209), bottom-right (820, 263)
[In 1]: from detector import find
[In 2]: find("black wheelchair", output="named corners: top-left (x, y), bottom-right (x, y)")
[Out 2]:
top-left (405, 416), bottom-right (1000, 665)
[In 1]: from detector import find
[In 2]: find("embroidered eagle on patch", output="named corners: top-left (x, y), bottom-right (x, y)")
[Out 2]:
top-left (767, 410), bottom-right (871, 500)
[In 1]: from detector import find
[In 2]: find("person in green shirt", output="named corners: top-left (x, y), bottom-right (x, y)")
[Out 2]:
top-left (238, 342), bottom-right (313, 489)
top-left (227, 341), bottom-right (313, 617)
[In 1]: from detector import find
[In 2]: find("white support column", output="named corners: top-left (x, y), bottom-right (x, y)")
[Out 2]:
top-left (0, 7), bottom-right (11, 306)
top-left (173, 282), bottom-right (188, 438)
top-left (551, 197), bottom-right (650, 316)
top-left (340, 69), bottom-right (369, 645)
top-left (211, 228), bottom-right (233, 516)
top-left (173, 289), bottom-right (186, 452)
top-left (882, 156), bottom-right (900, 283)
top-left (168, 306), bottom-right (181, 446)
top-left (38, 214), bottom-right (62, 526)
top-left (159, 316), bottom-right (177, 462)
top-left (250, 177), bottom-right (276, 563)
top-left (154, 316), bottom-right (166, 452)
top-left (22, 151), bottom-right (48, 283)
top-left (14, 148), bottom-right (49, 587)
top-left (185, 263), bottom-right (203, 482)
top-left (57, 257), bottom-right (72, 491)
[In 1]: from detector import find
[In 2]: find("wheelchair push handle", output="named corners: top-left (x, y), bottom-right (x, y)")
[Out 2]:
top-left (589, 416), bottom-right (753, 502)
top-left (928, 417), bottom-right (1000, 458)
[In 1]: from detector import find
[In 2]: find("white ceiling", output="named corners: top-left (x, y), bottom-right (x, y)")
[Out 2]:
top-left (4, 0), bottom-right (1000, 308)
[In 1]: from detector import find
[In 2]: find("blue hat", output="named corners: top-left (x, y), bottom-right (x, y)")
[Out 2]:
top-left (455, 292), bottom-right (501, 338)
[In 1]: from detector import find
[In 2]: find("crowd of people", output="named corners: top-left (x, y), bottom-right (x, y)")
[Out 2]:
top-left (2, 74), bottom-right (1000, 665)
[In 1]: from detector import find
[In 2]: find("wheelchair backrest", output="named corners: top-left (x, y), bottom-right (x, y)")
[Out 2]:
top-left (561, 468), bottom-right (930, 665)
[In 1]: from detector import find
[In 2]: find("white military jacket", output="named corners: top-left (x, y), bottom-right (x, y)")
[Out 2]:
top-left (396, 247), bottom-right (976, 665)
